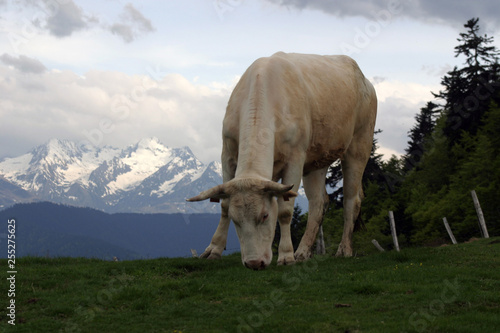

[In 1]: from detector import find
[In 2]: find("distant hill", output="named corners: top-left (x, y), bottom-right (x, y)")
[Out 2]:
top-left (0, 202), bottom-right (239, 260)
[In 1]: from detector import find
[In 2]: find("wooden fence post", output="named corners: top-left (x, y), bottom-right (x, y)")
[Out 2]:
top-left (371, 239), bottom-right (385, 252)
top-left (471, 190), bottom-right (489, 238)
top-left (442, 217), bottom-right (457, 244)
top-left (316, 225), bottom-right (325, 255)
top-left (388, 211), bottom-right (400, 252)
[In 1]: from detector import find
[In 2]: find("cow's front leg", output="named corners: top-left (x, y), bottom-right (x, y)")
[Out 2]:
top-left (200, 199), bottom-right (230, 259)
top-left (277, 198), bottom-right (296, 265)
top-left (295, 168), bottom-right (329, 261)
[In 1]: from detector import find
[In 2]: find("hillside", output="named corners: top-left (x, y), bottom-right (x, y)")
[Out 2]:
top-left (0, 202), bottom-right (239, 260)
top-left (1, 238), bottom-right (499, 332)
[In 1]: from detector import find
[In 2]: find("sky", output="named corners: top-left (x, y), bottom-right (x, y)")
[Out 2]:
top-left (1, 0), bottom-right (499, 164)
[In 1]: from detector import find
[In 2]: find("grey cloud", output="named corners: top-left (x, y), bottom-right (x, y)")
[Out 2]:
top-left (0, 54), bottom-right (47, 74)
top-left (10, 1), bottom-right (153, 42)
top-left (17, 0), bottom-right (94, 38)
top-left (271, 0), bottom-right (388, 17)
top-left (110, 23), bottom-right (134, 43)
top-left (109, 3), bottom-right (155, 43)
top-left (267, 0), bottom-right (500, 31)
top-left (414, 0), bottom-right (499, 27)
top-left (124, 3), bottom-right (154, 32)
top-left (45, 0), bottom-right (88, 37)
top-left (372, 76), bottom-right (386, 84)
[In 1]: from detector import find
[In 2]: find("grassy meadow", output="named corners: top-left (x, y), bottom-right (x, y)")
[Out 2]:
top-left (1, 237), bottom-right (499, 333)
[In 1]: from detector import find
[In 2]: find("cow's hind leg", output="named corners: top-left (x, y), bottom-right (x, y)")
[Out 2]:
top-left (336, 134), bottom-right (372, 257)
top-left (276, 159), bottom-right (304, 265)
top-left (294, 167), bottom-right (329, 261)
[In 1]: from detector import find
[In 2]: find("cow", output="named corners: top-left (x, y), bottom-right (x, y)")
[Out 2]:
top-left (188, 52), bottom-right (377, 270)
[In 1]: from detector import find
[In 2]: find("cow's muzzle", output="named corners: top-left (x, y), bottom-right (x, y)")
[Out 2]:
top-left (244, 259), bottom-right (267, 270)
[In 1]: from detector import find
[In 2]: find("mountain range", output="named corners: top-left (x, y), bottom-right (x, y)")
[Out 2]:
top-left (0, 138), bottom-right (223, 214)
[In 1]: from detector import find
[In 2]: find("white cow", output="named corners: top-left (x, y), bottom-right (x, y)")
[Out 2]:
top-left (188, 52), bottom-right (377, 270)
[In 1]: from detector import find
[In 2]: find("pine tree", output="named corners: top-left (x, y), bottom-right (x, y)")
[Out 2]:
top-left (326, 160), bottom-right (342, 207)
top-left (326, 130), bottom-right (400, 199)
top-left (455, 18), bottom-right (498, 73)
top-left (434, 18), bottom-right (500, 144)
top-left (326, 131), bottom-right (385, 204)
top-left (403, 101), bottom-right (439, 171)
top-left (400, 18), bottom-right (500, 244)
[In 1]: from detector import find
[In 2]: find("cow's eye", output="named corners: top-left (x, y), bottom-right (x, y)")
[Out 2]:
top-left (262, 213), bottom-right (269, 221)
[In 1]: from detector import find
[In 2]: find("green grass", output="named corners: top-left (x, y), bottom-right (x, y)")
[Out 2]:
top-left (2, 238), bottom-right (500, 333)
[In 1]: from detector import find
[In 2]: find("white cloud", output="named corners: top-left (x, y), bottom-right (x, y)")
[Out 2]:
top-left (371, 79), bottom-right (441, 158)
top-left (0, 57), bottom-right (441, 165)
top-left (0, 61), bottom-right (231, 163)
top-left (374, 79), bottom-right (439, 104)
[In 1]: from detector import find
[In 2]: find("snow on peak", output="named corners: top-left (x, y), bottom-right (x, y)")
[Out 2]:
top-left (0, 153), bottom-right (33, 178)
top-left (47, 138), bottom-right (74, 149)
top-left (124, 138), bottom-right (172, 165)
top-left (44, 138), bottom-right (82, 157)
top-left (137, 137), bottom-right (163, 150)
top-left (208, 161), bottom-right (223, 176)
top-left (105, 138), bottom-right (190, 194)
top-left (0, 138), bottom-right (223, 213)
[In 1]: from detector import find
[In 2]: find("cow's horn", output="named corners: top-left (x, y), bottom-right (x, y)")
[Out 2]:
top-left (186, 184), bottom-right (228, 202)
top-left (263, 181), bottom-right (294, 194)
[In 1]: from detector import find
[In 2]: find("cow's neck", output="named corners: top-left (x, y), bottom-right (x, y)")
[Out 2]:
top-left (235, 81), bottom-right (275, 180)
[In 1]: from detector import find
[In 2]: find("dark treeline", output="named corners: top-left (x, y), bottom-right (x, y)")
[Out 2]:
top-left (291, 18), bottom-right (500, 254)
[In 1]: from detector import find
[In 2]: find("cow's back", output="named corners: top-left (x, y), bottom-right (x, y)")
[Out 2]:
top-left (222, 52), bottom-right (376, 177)
top-left (280, 53), bottom-right (375, 171)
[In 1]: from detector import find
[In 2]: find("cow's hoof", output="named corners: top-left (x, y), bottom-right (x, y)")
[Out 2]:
top-left (294, 249), bottom-right (312, 262)
top-left (207, 252), bottom-right (222, 260)
top-left (200, 247), bottom-right (222, 260)
top-left (277, 254), bottom-right (296, 266)
top-left (335, 245), bottom-right (353, 257)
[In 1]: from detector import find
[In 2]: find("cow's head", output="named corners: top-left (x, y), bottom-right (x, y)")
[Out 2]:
top-left (187, 178), bottom-right (297, 270)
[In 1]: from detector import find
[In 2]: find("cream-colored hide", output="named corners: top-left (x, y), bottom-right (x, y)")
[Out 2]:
top-left (188, 52), bottom-right (377, 270)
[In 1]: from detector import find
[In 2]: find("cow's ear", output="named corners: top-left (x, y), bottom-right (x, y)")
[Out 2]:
top-left (186, 184), bottom-right (229, 202)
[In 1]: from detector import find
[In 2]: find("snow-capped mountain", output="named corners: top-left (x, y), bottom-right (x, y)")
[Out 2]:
top-left (0, 138), bottom-right (222, 213)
